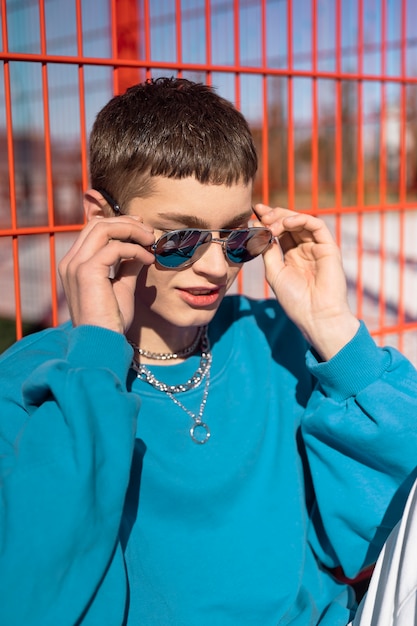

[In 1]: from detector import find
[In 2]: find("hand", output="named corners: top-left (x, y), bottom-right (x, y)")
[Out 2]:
top-left (59, 215), bottom-right (155, 334)
top-left (255, 204), bottom-right (360, 360)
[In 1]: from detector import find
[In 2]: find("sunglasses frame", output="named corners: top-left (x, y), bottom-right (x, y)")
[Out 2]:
top-left (95, 187), bottom-right (122, 214)
top-left (151, 227), bottom-right (274, 269)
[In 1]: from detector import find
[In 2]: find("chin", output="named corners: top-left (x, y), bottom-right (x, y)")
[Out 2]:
top-left (167, 305), bottom-right (221, 330)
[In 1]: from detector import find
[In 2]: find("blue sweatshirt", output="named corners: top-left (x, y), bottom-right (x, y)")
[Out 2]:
top-left (1, 295), bottom-right (417, 625)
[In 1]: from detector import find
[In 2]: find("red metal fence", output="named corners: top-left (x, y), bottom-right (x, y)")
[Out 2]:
top-left (1, 0), bottom-right (417, 362)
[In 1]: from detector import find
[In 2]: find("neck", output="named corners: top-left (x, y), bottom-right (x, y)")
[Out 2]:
top-left (129, 326), bottom-right (206, 363)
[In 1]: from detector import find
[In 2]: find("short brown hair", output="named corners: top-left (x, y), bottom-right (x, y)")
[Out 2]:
top-left (89, 77), bottom-right (258, 210)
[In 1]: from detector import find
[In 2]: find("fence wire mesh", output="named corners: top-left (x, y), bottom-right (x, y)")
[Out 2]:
top-left (1, 0), bottom-right (417, 362)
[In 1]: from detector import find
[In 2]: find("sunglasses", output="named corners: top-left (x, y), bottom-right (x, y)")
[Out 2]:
top-left (151, 227), bottom-right (273, 269)
top-left (94, 188), bottom-right (273, 269)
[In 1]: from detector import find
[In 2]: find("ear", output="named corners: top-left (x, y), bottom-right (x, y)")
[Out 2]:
top-left (83, 189), bottom-right (109, 221)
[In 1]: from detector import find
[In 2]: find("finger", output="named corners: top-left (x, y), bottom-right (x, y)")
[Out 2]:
top-left (253, 204), bottom-right (303, 239)
top-left (279, 214), bottom-right (334, 245)
top-left (73, 219), bottom-right (155, 264)
top-left (62, 216), bottom-right (153, 263)
top-left (254, 203), bottom-right (298, 224)
top-left (67, 240), bottom-right (154, 285)
top-left (254, 204), bottom-right (335, 247)
top-left (59, 217), bottom-right (154, 280)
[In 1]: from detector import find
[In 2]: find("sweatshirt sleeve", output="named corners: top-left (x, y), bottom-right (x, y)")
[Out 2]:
top-left (0, 325), bottom-right (140, 626)
top-left (302, 322), bottom-right (417, 579)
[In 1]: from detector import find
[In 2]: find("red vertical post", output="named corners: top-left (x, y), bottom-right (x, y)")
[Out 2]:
top-left (334, 0), bottom-right (342, 245)
top-left (287, 0), bottom-right (295, 211)
top-left (261, 0), bottom-right (270, 297)
top-left (39, 0), bottom-right (59, 327)
top-left (143, 0), bottom-right (152, 81)
top-left (1, 0), bottom-right (23, 340)
top-left (356, 0), bottom-right (364, 321)
top-left (112, 0), bottom-right (142, 95)
top-left (397, 0), bottom-right (407, 352)
top-left (205, 0), bottom-right (212, 85)
top-left (176, 0), bottom-right (183, 75)
top-left (311, 0), bottom-right (319, 214)
top-left (378, 0), bottom-right (387, 342)
top-left (261, 0), bottom-right (269, 207)
top-left (233, 0), bottom-right (244, 294)
top-left (75, 0), bottom-right (89, 198)
top-left (233, 0), bottom-right (241, 110)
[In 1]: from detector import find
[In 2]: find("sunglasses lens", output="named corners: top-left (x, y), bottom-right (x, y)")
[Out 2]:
top-left (154, 230), bottom-right (212, 268)
top-left (225, 228), bottom-right (273, 263)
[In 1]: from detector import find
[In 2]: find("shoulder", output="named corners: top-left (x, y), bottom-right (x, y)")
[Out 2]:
top-left (0, 321), bottom-right (73, 377)
top-left (211, 294), bottom-right (308, 357)
top-left (213, 294), bottom-right (303, 335)
top-left (0, 323), bottom-right (73, 440)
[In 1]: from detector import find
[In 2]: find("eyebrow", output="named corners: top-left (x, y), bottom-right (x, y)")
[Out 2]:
top-left (154, 210), bottom-right (254, 230)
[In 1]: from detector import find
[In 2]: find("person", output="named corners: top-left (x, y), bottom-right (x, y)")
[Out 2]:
top-left (1, 76), bottom-right (417, 626)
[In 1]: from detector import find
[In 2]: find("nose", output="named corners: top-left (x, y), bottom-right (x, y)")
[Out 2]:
top-left (191, 238), bottom-right (230, 276)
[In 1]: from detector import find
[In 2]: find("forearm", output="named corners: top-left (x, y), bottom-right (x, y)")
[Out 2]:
top-left (302, 323), bottom-right (417, 577)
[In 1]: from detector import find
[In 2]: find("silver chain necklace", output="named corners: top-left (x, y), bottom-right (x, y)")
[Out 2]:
top-left (131, 327), bottom-right (212, 444)
top-left (130, 326), bottom-right (204, 361)
top-left (166, 369), bottom-right (211, 444)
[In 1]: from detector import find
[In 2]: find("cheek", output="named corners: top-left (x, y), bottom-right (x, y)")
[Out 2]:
top-left (137, 263), bottom-right (166, 287)
top-left (226, 266), bottom-right (242, 290)
top-left (134, 265), bottom-right (161, 307)
top-left (135, 264), bottom-right (150, 290)
top-left (135, 263), bottom-right (175, 301)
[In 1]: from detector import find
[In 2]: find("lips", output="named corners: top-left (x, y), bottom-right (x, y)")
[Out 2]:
top-left (187, 289), bottom-right (216, 295)
top-left (178, 286), bottom-right (222, 307)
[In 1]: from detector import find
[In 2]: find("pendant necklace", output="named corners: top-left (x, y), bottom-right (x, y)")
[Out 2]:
top-left (130, 327), bottom-right (212, 444)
